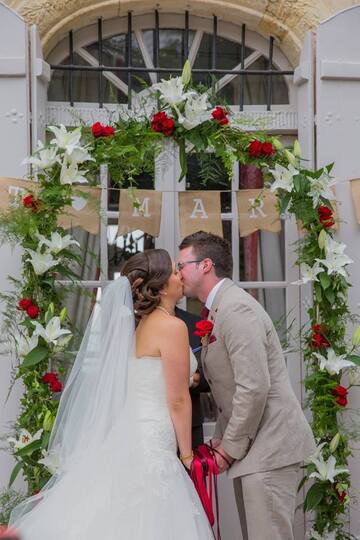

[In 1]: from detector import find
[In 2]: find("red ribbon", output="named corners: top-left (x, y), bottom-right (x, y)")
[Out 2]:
top-left (190, 443), bottom-right (222, 540)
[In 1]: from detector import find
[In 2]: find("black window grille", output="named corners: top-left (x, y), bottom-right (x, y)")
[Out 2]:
top-left (49, 11), bottom-right (294, 111)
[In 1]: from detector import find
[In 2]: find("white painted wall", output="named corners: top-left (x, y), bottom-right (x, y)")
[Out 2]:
top-left (316, 6), bottom-right (360, 536)
top-left (0, 2), bottom-right (30, 490)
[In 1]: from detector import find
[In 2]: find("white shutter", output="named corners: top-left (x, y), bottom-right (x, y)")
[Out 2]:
top-left (30, 24), bottom-right (50, 148)
top-left (316, 6), bottom-right (360, 536)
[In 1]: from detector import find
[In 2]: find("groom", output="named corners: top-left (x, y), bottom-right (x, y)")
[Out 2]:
top-left (178, 231), bottom-right (315, 540)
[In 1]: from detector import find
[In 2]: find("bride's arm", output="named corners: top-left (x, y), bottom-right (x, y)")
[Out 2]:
top-left (159, 317), bottom-right (192, 467)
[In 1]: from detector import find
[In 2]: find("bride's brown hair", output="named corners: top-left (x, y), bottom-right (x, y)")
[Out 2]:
top-left (121, 249), bottom-right (172, 320)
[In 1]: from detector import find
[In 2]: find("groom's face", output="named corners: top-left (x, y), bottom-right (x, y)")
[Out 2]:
top-left (178, 247), bottom-right (203, 298)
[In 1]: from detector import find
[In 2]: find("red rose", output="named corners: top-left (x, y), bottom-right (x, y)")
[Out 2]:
top-left (42, 372), bottom-right (58, 384)
top-left (335, 488), bottom-right (347, 503)
top-left (336, 396), bottom-right (348, 407)
top-left (92, 122), bottom-right (104, 137)
top-left (193, 319), bottom-right (214, 337)
top-left (102, 125), bottom-right (115, 137)
top-left (162, 118), bottom-right (175, 136)
top-left (18, 298), bottom-right (33, 310)
top-left (261, 142), bottom-right (274, 156)
top-left (332, 385), bottom-right (348, 398)
top-left (311, 333), bottom-right (330, 348)
top-left (26, 304), bottom-right (40, 319)
top-left (248, 140), bottom-right (263, 158)
top-left (212, 106), bottom-right (229, 125)
top-left (50, 380), bottom-right (63, 393)
top-left (318, 205), bottom-right (335, 229)
top-left (23, 194), bottom-right (35, 208)
top-left (312, 323), bottom-right (322, 333)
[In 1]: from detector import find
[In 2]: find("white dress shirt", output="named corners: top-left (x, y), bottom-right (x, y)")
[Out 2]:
top-left (205, 278), bottom-right (226, 311)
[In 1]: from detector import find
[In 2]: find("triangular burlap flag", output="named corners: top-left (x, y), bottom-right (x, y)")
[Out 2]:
top-left (57, 186), bottom-right (101, 235)
top-left (350, 179), bottom-right (360, 225)
top-left (118, 189), bottom-right (162, 237)
top-left (236, 189), bottom-right (281, 237)
top-left (179, 191), bottom-right (223, 238)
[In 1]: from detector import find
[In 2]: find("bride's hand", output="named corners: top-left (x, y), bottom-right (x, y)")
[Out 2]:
top-left (182, 456), bottom-right (193, 470)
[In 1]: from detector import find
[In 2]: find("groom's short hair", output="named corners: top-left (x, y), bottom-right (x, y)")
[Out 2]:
top-left (179, 231), bottom-right (233, 278)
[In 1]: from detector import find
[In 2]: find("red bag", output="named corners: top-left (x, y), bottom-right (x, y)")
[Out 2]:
top-left (190, 443), bottom-right (224, 540)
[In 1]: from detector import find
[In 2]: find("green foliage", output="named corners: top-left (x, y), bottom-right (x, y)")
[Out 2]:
top-left (0, 488), bottom-right (26, 526)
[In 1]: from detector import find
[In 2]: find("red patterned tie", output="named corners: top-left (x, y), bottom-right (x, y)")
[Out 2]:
top-left (201, 306), bottom-right (210, 319)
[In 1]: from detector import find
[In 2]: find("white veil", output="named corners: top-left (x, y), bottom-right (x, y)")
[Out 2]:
top-left (10, 276), bottom-right (135, 525)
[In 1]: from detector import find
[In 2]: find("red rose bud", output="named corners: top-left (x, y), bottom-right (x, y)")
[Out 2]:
top-left (318, 205), bottom-right (335, 228)
top-left (193, 319), bottom-right (214, 337)
top-left (336, 489), bottom-right (347, 503)
top-left (332, 385), bottom-right (348, 398)
top-left (261, 142), bottom-right (274, 156)
top-left (312, 323), bottom-right (322, 333)
top-left (22, 194), bottom-right (35, 208)
top-left (42, 372), bottom-right (58, 384)
top-left (50, 380), bottom-right (63, 393)
top-left (18, 298), bottom-right (33, 310)
top-left (151, 112), bottom-right (175, 136)
top-left (26, 304), bottom-right (40, 319)
top-left (212, 106), bottom-right (229, 125)
top-left (248, 139), bottom-right (263, 158)
top-left (311, 333), bottom-right (330, 348)
top-left (91, 122), bottom-right (104, 137)
top-left (102, 125), bottom-right (115, 137)
top-left (336, 396), bottom-right (348, 407)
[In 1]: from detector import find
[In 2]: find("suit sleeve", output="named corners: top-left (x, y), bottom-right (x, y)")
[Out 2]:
top-left (219, 303), bottom-right (270, 460)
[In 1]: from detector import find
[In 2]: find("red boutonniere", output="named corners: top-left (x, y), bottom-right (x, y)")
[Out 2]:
top-left (193, 320), bottom-right (216, 347)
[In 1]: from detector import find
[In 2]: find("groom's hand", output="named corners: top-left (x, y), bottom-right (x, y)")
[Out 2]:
top-left (214, 446), bottom-right (234, 474)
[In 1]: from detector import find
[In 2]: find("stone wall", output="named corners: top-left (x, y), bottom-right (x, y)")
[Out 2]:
top-left (3, 0), bottom-right (360, 65)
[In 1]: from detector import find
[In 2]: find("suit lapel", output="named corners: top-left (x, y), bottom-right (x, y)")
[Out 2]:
top-left (202, 278), bottom-right (234, 364)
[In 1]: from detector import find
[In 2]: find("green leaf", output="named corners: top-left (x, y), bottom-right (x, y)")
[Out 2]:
top-left (279, 193), bottom-right (291, 214)
top-left (324, 287), bottom-right (335, 304)
top-left (347, 354), bottom-right (360, 366)
top-left (22, 346), bottom-right (49, 368)
top-left (303, 482), bottom-right (325, 511)
top-left (297, 474), bottom-right (307, 493)
top-left (178, 139), bottom-right (187, 182)
top-left (319, 272), bottom-right (331, 290)
top-left (293, 175), bottom-right (302, 193)
top-left (8, 461), bottom-right (22, 487)
top-left (15, 439), bottom-right (42, 457)
top-left (314, 284), bottom-right (322, 303)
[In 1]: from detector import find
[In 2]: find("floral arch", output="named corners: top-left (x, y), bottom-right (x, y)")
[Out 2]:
top-left (1, 64), bottom-right (359, 539)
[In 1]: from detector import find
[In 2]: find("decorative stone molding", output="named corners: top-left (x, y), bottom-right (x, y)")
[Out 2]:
top-left (3, 0), bottom-right (356, 67)
top-left (46, 103), bottom-right (298, 132)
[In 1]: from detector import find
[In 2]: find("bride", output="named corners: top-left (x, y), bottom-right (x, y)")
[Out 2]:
top-left (9, 249), bottom-right (214, 540)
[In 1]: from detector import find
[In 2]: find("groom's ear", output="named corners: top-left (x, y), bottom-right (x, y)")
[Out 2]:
top-left (201, 258), bottom-right (215, 274)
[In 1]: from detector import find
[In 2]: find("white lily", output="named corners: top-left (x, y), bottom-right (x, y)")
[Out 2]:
top-left (25, 249), bottom-right (59, 275)
top-left (37, 231), bottom-right (80, 254)
top-left (307, 171), bottom-right (337, 208)
top-left (309, 454), bottom-right (349, 483)
top-left (269, 163), bottom-right (299, 193)
top-left (317, 253), bottom-right (353, 277)
top-left (38, 449), bottom-right (61, 474)
top-left (176, 93), bottom-right (211, 130)
top-left (16, 332), bottom-right (39, 358)
top-left (48, 125), bottom-right (82, 155)
top-left (60, 159), bottom-right (88, 185)
top-left (23, 141), bottom-right (59, 170)
top-left (324, 236), bottom-right (346, 258)
top-left (292, 262), bottom-right (322, 285)
top-left (32, 316), bottom-right (71, 346)
top-left (304, 441), bottom-right (326, 465)
top-left (8, 428), bottom-right (43, 451)
top-left (153, 77), bottom-right (194, 107)
top-left (313, 348), bottom-right (354, 375)
top-left (65, 146), bottom-right (94, 166)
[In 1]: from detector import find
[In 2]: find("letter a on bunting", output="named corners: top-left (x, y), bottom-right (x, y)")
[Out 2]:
top-left (179, 191), bottom-right (223, 237)
top-left (236, 189), bottom-right (281, 237)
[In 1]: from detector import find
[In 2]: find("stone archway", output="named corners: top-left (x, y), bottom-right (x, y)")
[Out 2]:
top-left (4, 0), bottom-right (357, 66)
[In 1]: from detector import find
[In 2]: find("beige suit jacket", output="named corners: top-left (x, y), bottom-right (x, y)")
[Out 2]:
top-left (201, 279), bottom-right (315, 479)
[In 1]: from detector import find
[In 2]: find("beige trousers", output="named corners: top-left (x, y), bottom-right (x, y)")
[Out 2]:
top-left (233, 463), bottom-right (300, 540)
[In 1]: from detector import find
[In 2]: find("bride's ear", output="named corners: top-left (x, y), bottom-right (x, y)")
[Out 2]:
top-left (160, 289), bottom-right (168, 296)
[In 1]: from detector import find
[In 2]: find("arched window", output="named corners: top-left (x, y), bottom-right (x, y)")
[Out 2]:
top-left (47, 13), bottom-right (294, 109)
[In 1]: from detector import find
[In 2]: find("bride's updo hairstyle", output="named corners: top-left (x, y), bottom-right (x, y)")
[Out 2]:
top-left (121, 249), bottom-right (172, 320)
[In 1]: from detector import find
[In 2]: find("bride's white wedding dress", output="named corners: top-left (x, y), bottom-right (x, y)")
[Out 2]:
top-left (12, 354), bottom-right (214, 540)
